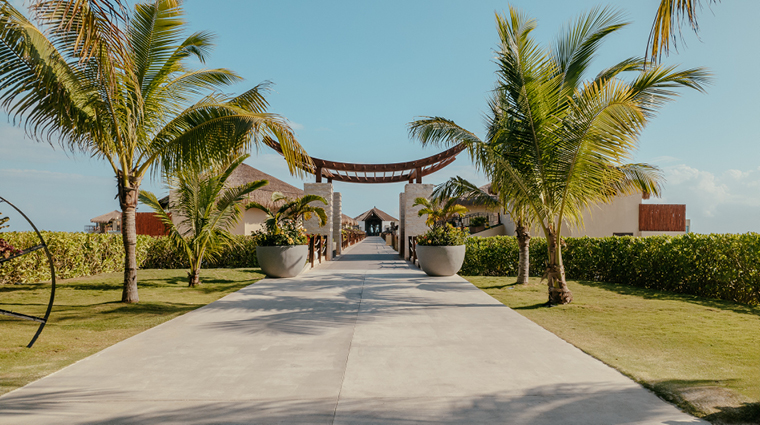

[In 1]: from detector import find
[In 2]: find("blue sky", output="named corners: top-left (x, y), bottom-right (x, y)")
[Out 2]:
top-left (1, 0), bottom-right (758, 233)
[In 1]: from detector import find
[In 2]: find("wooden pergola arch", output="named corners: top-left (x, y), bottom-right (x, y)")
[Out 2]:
top-left (265, 139), bottom-right (465, 184)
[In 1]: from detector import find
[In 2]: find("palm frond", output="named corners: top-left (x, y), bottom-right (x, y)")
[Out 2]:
top-left (647, 0), bottom-right (719, 62)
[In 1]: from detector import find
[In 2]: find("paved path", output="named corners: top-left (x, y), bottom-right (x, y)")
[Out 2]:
top-left (0, 237), bottom-right (705, 424)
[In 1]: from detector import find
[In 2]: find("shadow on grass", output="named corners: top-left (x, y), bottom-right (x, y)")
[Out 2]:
top-left (0, 285), bottom-right (47, 293)
top-left (480, 281), bottom-right (523, 290)
top-left (645, 378), bottom-right (759, 424)
top-left (47, 302), bottom-right (203, 322)
top-left (574, 280), bottom-right (760, 318)
top-left (704, 402), bottom-right (760, 424)
top-left (512, 302), bottom-right (550, 310)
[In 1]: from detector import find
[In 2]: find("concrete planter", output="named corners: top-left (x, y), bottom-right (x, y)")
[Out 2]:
top-left (416, 245), bottom-right (466, 277)
top-left (256, 245), bottom-right (309, 278)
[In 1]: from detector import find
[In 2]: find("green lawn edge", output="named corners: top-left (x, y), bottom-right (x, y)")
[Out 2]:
top-left (0, 268), bottom-right (264, 397)
top-left (463, 276), bottom-right (760, 425)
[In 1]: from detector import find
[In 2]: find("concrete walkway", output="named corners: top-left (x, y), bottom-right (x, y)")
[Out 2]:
top-left (0, 237), bottom-right (705, 424)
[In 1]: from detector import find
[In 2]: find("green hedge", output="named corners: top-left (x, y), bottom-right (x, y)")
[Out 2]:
top-left (462, 234), bottom-right (760, 305)
top-left (140, 235), bottom-right (259, 269)
top-left (0, 232), bottom-right (152, 284)
top-left (0, 232), bottom-right (259, 284)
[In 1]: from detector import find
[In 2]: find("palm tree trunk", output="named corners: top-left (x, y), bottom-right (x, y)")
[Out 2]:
top-left (545, 228), bottom-right (572, 305)
top-left (118, 173), bottom-right (140, 304)
top-left (515, 223), bottom-right (530, 284)
top-left (188, 268), bottom-right (201, 287)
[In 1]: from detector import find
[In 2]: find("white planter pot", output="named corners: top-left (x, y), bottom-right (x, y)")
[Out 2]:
top-left (256, 245), bottom-right (309, 278)
top-left (416, 245), bottom-right (466, 277)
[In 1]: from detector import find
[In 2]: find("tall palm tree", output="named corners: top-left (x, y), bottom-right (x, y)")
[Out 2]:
top-left (410, 6), bottom-right (709, 305)
top-left (412, 197), bottom-right (467, 229)
top-left (0, 0), bottom-right (310, 303)
top-left (139, 155), bottom-right (266, 287)
top-left (648, 0), bottom-right (719, 62)
top-left (433, 176), bottom-right (533, 284)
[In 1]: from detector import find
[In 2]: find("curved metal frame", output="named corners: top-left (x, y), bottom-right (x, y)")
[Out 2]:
top-left (0, 196), bottom-right (56, 348)
top-left (264, 137), bottom-right (465, 184)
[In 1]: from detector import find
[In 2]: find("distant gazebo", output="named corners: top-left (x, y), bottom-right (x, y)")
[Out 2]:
top-left (354, 207), bottom-right (398, 236)
top-left (88, 210), bottom-right (121, 233)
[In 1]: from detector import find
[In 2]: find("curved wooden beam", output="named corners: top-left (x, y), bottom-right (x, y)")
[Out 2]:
top-left (264, 137), bottom-right (465, 184)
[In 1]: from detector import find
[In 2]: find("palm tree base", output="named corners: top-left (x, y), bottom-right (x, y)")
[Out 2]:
top-left (188, 270), bottom-right (201, 287)
top-left (548, 287), bottom-right (573, 305)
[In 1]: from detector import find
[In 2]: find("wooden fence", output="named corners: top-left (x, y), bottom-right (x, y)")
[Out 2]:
top-left (342, 231), bottom-right (366, 249)
top-left (135, 212), bottom-right (170, 236)
top-left (639, 204), bottom-right (686, 232)
top-left (407, 236), bottom-right (419, 268)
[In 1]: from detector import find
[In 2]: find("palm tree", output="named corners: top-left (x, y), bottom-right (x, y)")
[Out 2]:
top-left (0, 0), bottom-right (310, 303)
top-left (433, 177), bottom-right (533, 284)
top-left (247, 193), bottom-right (328, 237)
top-left (410, 6), bottom-right (709, 305)
top-left (412, 197), bottom-right (468, 229)
top-left (648, 0), bottom-right (719, 62)
top-left (138, 155), bottom-right (266, 287)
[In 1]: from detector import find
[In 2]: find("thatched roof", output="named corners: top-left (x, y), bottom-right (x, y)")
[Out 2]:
top-left (342, 214), bottom-right (357, 226)
top-left (456, 183), bottom-right (499, 207)
top-left (229, 163), bottom-right (305, 210)
top-left (355, 207), bottom-right (398, 222)
top-left (90, 210), bottom-right (121, 224)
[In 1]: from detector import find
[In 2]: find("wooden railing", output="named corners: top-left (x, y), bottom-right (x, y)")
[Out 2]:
top-left (308, 234), bottom-right (328, 267)
top-left (342, 231), bottom-right (366, 249)
top-left (407, 236), bottom-right (419, 268)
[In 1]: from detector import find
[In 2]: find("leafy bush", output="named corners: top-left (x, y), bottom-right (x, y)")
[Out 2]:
top-left (141, 235), bottom-right (259, 268)
top-left (0, 237), bottom-right (21, 259)
top-left (0, 232), bottom-right (152, 284)
top-left (251, 221), bottom-right (308, 246)
top-left (417, 224), bottom-right (468, 246)
top-left (469, 216), bottom-right (488, 227)
top-left (1, 232), bottom-right (261, 284)
top-left (461, 233), bottom-right (760, 305)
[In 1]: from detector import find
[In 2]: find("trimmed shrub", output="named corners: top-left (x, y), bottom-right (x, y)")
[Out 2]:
top-left (462, 233), bottom-right (760, 305)
top-left (0, 232), bottom-right (152, 284)
top-left (139, 234), bottom-right (259, 269)
top-left (0, 232), bottom-right (259, 284)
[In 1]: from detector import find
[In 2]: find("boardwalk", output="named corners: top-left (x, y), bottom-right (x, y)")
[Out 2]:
top-left (0, 237), bottom-right (704, 424)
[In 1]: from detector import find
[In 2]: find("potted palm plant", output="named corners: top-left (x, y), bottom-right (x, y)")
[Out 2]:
top-left (413, 197), bottom-right (469, 276)
top-left (248, 193), bottom-right (327, 278)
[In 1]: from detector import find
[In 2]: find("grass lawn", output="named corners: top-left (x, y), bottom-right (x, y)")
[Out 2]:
top-left (0, 268), bottom-right (263, 397)
top-left (464, 276), bottom-right (760, 425)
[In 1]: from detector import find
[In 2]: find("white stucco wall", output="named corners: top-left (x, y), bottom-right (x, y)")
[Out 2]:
top-left (401, 183), bottom-right (433, 259)
top-left (231, 208), bottom-right (268, 236)
top-left (469, 224), bottom-right (508, 237)
top-left (561, 193), bottom-right (643, 237)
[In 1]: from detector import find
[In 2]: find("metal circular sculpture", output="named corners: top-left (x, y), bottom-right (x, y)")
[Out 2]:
top-left (264, 138), bottom-right (465, 184)
top-left (0, 196), bottom-right (56, 348)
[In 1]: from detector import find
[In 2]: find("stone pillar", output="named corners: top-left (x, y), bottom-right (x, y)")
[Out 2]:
top-left (398, 192), bottom-right (405, 258)
top-left (332, 192), bottom-right (342, 257)
top-left (304, 183), bottom-right (333, 260)
top-left (401, 183), bottom-right (434, 260)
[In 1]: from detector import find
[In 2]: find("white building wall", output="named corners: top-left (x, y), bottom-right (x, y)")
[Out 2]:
top-left (561, 193), bottom-right (643, 237)
top-left (231, 208), bottom-right (268, 236)
top-left (401, 183), bottom-right (433, 259)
